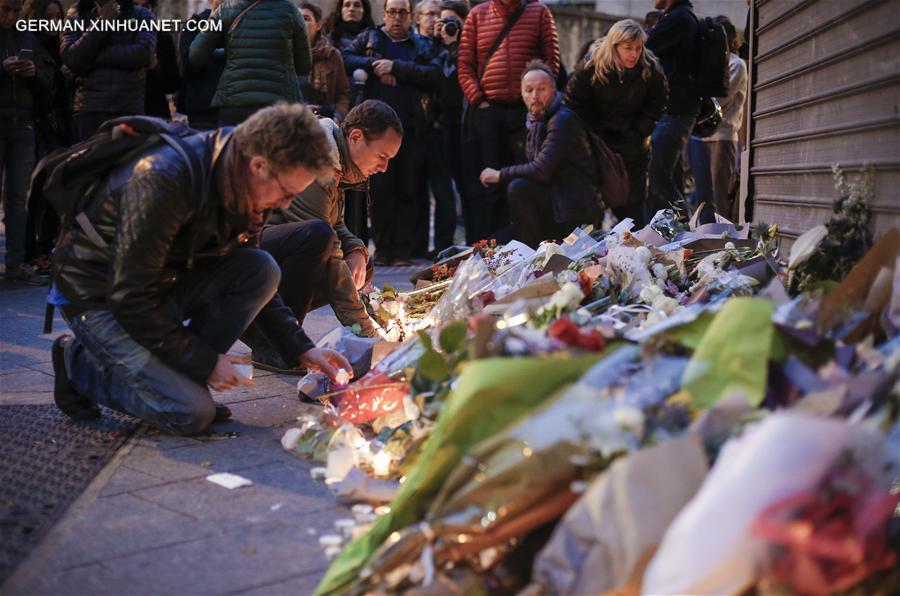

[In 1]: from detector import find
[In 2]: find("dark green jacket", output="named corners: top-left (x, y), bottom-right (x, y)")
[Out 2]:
top-left (189, 0), bottom-right (311, 108)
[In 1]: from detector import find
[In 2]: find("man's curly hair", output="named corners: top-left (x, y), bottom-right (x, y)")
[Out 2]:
top-left (233, 103), bottom-right (333, 176)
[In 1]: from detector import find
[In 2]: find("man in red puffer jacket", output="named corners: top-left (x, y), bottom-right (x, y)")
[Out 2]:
top-left (458, 0), bottom-right (559, 242)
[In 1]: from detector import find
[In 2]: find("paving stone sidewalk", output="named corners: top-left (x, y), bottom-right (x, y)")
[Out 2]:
top-left (1, 265), bottom-right (418, 595)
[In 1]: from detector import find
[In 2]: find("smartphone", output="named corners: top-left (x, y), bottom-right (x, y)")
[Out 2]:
top-left (17, 48), bottom-right (33, 61)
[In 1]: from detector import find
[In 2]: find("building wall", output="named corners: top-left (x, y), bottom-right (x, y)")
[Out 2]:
top-left (748, 0), bottom-right (900, 247)
top-left (590, 0), bottom-right (748, 25)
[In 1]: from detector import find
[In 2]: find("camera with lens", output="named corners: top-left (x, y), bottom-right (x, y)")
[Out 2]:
top-left (438, 18), bottom-right (459, 38)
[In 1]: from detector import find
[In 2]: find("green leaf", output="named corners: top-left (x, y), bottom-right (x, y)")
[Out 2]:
top-left (417, 330), bottom-right (433, 352)
top-left (438, 321), bottom-right (467, 354)
top-left (417, 350), bottom-right (449, 382)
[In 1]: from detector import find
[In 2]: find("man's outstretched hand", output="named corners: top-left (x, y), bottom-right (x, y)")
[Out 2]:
top-left (300, 347), bottom-right (352, 382)
top-left (208, 354), bottom-right (253, 391)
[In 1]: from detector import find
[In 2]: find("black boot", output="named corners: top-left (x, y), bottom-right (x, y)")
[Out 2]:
top-left (52, 335), bottom-right (101, 420)
top-left (240, 322), bottom-right (306, 376)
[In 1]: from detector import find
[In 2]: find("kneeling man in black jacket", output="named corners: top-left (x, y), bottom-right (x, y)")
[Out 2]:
top-left (480, 60), bottom-right (602, 248)
top-left (50, 104), bottom-right (352, 435)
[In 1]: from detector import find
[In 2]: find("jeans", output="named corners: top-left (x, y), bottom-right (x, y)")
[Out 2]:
top-left (507, 178), bottom-right (577, 249)
top-left (688, 137), bottom-right (738, 224)
top-left (62, 248), bottom-right (280, 435)
top-left (477, 104), bottom-right (526, 240)
top-left (0, 124), bottom-right (36, 268)
top-left (259, 220), bottom-right (337, 325)
top-left (647, 112), bottom-right (697, 222)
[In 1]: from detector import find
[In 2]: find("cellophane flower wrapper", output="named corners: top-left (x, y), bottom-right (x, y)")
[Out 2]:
top-left (680, 297), bottom-right (780, 410)
top-left (427, 253), bottom-right (493, 324)
top-left (357, 347), bottom-right (691, 591)
top-left (314, 354), bottom-right (604, 596)
top-left (530, 435), bottom-right (709, 595)
top-left (642, 412), bottom-right (890, 595)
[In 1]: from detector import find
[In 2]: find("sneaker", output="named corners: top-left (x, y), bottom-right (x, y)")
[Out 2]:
top-left (30, 254), bottom-right (53, 276)
top-left (51, 335), bottom-right (101, 420)
top-left (4, 264), bottom-right (49, 286)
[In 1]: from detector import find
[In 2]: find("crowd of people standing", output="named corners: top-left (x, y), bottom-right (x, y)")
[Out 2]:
top-left (0, 0), bottom-right (750, 435)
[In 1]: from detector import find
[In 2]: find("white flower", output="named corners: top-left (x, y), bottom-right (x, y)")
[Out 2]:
top-left (788, 224), bottom-right (828, 269)
top-left (635, 246), bottom-right (652, 265)
top-left (652, 263), bottom-right (669, 281)
top-left (549, 282), bottom-right (585, 312)
top-left (614, 406), bottom-right (645, 436)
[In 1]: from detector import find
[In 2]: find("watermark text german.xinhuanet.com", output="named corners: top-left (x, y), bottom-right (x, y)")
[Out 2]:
top-left (16, 19), bottom-right (222, 34)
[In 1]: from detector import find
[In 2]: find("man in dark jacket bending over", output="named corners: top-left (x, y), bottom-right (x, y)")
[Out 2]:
top-left (480, 60), bottom-right (601, 248)
top-left (51, 104), bottom-right (352, 435)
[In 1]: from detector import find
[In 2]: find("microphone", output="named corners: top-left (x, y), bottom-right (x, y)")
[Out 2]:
top-left (351, 68), bottom-right (368, 108)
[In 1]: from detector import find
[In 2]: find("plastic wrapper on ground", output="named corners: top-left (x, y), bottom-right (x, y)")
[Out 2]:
top-left (642, 412), bottom-right (888, 595)
top-left (530, 435), bottom-right (708, 595)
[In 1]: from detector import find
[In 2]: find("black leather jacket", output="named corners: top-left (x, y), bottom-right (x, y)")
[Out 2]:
top-left (53, 129), bottom-right (315, 384)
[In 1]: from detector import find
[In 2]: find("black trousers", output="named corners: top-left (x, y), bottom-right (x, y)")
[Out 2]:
top-left (414, 127), bottom-right (457, 256)
top-left (442, 124), bottom-right (483, 245)
top-left (218, 105), bottom-right (266, 127)
top-left (343, 189), bottom-right (369, 246)
top-left (370, 128), bottom-right (422, 263)
top-left (507, 178), bottom-right (577, 249)
top-left (476, 103), bottom-right (526, 240)
top-left (258, 220), bottom-right (337, 325)
top-left (72, 111), bottom-right (132, 143)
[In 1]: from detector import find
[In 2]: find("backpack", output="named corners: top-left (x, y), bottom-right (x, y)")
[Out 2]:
top-left (31, 116), bottom-right (205, 250)
top-left (692, 15), bottom-right (730, 98)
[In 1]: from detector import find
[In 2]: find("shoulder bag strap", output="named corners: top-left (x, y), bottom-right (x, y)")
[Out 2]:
top-left (229, 0), bottom-right (262, 35)
top-left (477, 0), bottom-right (528, 81)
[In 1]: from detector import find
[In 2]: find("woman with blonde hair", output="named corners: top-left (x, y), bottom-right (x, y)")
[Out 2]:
top-left (565, 19), bottom-right (667, 227)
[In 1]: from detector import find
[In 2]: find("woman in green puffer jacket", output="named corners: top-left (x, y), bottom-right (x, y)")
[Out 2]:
top-left (189, 0), bottom-right (312, 126)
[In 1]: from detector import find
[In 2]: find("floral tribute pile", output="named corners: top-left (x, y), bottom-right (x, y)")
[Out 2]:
top-left (282, 177), bottom-right (899, 596)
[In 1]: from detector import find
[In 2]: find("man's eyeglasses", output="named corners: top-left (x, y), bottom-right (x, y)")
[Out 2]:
top-left (272, 172), bottom-right (299, 203)
top-left (384, 8), bottom-right (410, 17)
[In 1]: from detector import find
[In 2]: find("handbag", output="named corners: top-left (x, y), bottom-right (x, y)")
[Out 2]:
top-left (461, 0), bottom-right (529, 139)
top-left (576, 115), bottom-right (631, 209)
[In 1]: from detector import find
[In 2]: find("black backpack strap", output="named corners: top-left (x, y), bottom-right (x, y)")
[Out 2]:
top-left (477, 0), bottom-right (528, 81)
top-left (159, 133), bottom-right (208, 270)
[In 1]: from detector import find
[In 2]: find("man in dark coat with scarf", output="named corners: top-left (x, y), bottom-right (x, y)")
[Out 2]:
top-left (480, 60), bottom-right (600, 248)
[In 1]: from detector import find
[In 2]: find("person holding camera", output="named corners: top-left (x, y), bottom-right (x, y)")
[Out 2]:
top-left (1, 0), bottom-right (54, 285)
top-left (433, 0), bottom-right (480, 245)
top-left (411, 0), bottom-right (455, 257)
